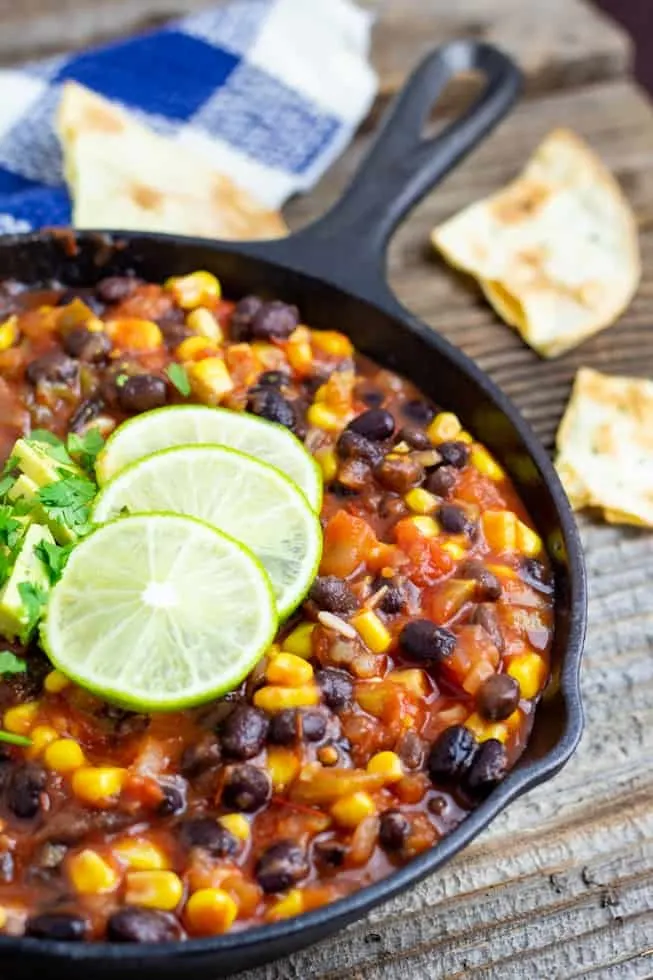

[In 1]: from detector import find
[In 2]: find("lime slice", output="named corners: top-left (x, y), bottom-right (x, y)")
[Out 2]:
top-left (92, 445), bottom-right (322, 619)
top-left (41, 513), bottom-right (277, 711)
top-left (95, 405), bottom-right (322, 511)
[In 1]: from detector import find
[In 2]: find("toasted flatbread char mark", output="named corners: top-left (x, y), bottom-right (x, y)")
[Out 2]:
top-left (56, 82), bottom-right (288, 241)
top-left (432, 129), bottom-right (641, 358)
top-left (555, 366), bottom-right (653, 527)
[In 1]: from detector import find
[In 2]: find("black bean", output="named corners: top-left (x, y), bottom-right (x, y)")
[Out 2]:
top-left (180, 737), bottom-right (221, 779)
top-left (268, 709), bottom-right (298, 745)
top-left (117, 374), bottom-right (168, 414)
top-left (220, 705), bottom-right (269, 760)
top-left (401, 399), bottom-right (435, 425)
top-left (400, 620), bottom-right (456, 663)
top-left (396, 729), bottom-right (426, 770)
top-left (309, 576), bottom-right (359, 616)
top-left (397, 425), bottom-right (431, 450)
top-left (246, 387), bottom-right (296, 429)
top-left (95, 276), bottom-right (139, 304)
top-left (106, 907), bottom-right (182, 943)
top-left (255, 840), bottom-right (308, 893)
top-left (25, 352), bottom-right (78, 387)
top-left (336, 458), bottom-right (370, 492)
top-left (438, 504), bottom-right (476, 537)
top-left (301, 709), bottom-right (328, 742)
top-left (179, 817), bottom-right (238, 856)
top-left (329, 481), bottom-right (360, 499)
top-left (336, 429), bottom-right (384, 467)
top-left (157, 784), bottom-right (185, 817)
top-left (347, 409), bottom-right (395, 442)
top-left (62, 327), bottom-right (112, 362)
top-left (6, 764), bottom-right (46, 819)
top-left (258, 370), bottom-right (290, 388)
top-left (379, 809), bottom-right (410, 851)
top-left (157, 310), bottom-right (190, 350)
top-left (428, 794), bottom-right (448, 816)
top-left (26, 912), bottom-right (88, 941)
top-left (68, 396), bottom-right (104, 434)
top-left (230, 296), bottom-right (264, 341)
top-left (222, 764), bottom-right (271, 812)
top-left (316, 667), bottom-right (353, 711)
top-left (373, 577), bottom-right (405, 614)
top-left (477, 674), bottom-right (520, 722)
top-left (375, 456), bottom-right (424, 493)
top-left (251, 300), bottom-right (299, 341)
top-left (472, 604), bottom-right (505, 653)
top-left (436, 441), bottom-right (470, 469)
top-left (425, 465), bottom-right (457, 498)
top-left (519, 557), bottom-right (553, 594)
top-left (460, 560), bottom-right (502, 601)
top-left (428, 726), bottom-right (478, 786)
top-left (314, 838), bottom-right (347, 868)
top-left (463, 739), bottom-right (507, 799)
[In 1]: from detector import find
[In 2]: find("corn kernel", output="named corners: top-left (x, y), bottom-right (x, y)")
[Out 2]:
top-left (516, 520), bottom-right (543, 558)
top-left (314, 447), bottom-right (338, 483)
top-left (482, 510), bottom-right (518, 553)
top-left (311, 330), bottom-right (353, 358)
top-left (306, 403), bottom-right (342, 432)
top-left (0, 316), bottom-right (18, 352)
top-left (267, 746), bottom-right (301, 790)
top-left (175, 335), bottom-right (217, 362)
top-left (106, 318), bottom-right (162, 352)
top-left (507, 653), bottom-right (547, 700)
top-left (68, 849), bottom-right (119, 894)
top-left (457, 431), bottom-right (473, 444)
top-left (366, 751), bottom-right (403, 783)
top-left (266, 888), bottom-right (304, 922)
top-left (441, 539), bottom-right (468, 561)
top-left (388, 669), bottom-right (430, 697)
top-left (287, 329), bottom-right (313, 374)
top-left (186, 357), bottom-right (234, 405)
top-left (281, 622), bottom-right (315, 658)
top-left (219, 814), bottom-right (250, 842)
top-left (165, 271), bottom-right (221, 310)
top-left (351, 610), bottom-right (392, 654)
top-left (187, 306), bottom-right (223, 343)
top-left (331, 791), bottom-right (377, 828)
top-left (3, 702), bottom-right (39, 736)
top-left (125, 870), bottom-right (183, 911)
top-left (318, 745), bottom-right (339, 766)
top-left (313, 383), bottom-right (328, 402)
top-left (44, 738), bottom-right (85, 774)
top-left (27, 724), bottom-right (58, 758)
top-left (266, 652), bottom-right (314, 687)
top-left (404, 488), bottom-right (438, 515)
top-left (0, 907), bottom-right (7, 930)
top-left (44, 669), bottom-right (70, 694)
top-left (72, 766), bottom-right (127, 807)
top-left (408, 516), bottom-right (439, 538)
top-left (113, 838), bottom-right (170, 871)
top-left (471, 446), bottom-right (505, 481)
top-left (186, 888), bottom-right (238, 934)
top-left (505, 709), bottom-right (522, 732)
top-left (253, 685), bottom-right (319, 712)
top-left (427, 412), bottom-right (461, 443)
top-left (464, 712), bottom-right (508, 743)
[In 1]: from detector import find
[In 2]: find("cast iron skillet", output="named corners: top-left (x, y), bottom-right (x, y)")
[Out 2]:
top-left (0, 40), bottom-right (586, 980)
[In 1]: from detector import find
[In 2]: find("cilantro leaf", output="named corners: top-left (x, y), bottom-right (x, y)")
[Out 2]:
top-left (17, 581), bottom-right (48, 640)
top-left (0, 731), bottom-right (31, 747)
top-left (2, 453), bottom-right (18, 476)
top-left (0, 506), bottom-right (23, 552)
top-left (115, 373), bottom-right (128, 388)
top-left (67, 428), bottom-right (105, 474)
top-left (38, 476), bottom-right (96, 538)
top-left (0, 651), bottom-right (27, 676)
top-left (166, 363), bottom-right (191, 397)
top-left (0, 474), bottom-right (15, 500)
top-left (28, 430), bottom-right (73, 466)
top-left (35, 539), bottom-right (74, 584)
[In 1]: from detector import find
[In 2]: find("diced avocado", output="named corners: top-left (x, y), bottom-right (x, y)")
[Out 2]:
top-left (0, 523), bottom-right (54, 642)
top-left (8, 474), bottom-right (75, 545)
top-left (13, 439), bottom-right (83, 489)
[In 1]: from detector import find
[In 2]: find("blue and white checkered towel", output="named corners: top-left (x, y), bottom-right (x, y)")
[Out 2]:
top-left (0, 0), bottom-right (377, 235)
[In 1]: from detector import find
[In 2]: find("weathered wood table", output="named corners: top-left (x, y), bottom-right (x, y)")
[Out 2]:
top-left (2, 1), bottom-right (653, 976)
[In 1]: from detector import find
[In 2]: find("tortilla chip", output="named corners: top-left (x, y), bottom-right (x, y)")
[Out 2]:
top-left (432, 129), bottom-right (640, 358)
top-left (555, 367), bottom-right (653, 526)
top-left (56, 82), bottom-right (287, 241)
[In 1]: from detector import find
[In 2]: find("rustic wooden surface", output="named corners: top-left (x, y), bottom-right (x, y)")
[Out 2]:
top-left (2, 0), bottom-right (653, 977)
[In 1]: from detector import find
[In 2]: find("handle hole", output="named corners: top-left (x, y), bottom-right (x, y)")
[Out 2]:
top-left (420, 70), bottom-right (487, 139)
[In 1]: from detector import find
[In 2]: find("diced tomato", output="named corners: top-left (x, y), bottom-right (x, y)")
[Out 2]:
top-left (394, 519), bottom-right (455, 586)
top-left (423, 579), bottom-right (476, 624)
top-left (455, 467), bottom-right (507, 510)
top-left (441, 624), bottom-right (501, 691)
top-left (320, 510), bottom-right (379, 577)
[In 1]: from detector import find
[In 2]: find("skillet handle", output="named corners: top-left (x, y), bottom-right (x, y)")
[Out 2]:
top-left (241, 41), bottom-right (521, 302)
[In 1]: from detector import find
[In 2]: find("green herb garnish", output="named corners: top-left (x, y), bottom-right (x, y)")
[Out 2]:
top-left (17, 581), bottom-right (48, 639)
top-left (38, 476), bottom-right (96, 538)
top-left (0, 731), bottom-right (31, 747)
top-left (166, 363), bottom-right (191, 397)
top-left (0, 651), bottom-right (27, 675)
top-left (29, 430), bottom-right (74, 466)
top-left (115, 373), bottom-right (128, 388)
top-left (35, 540), bottom-right (74, 584)
top-left (67, 428), bottom-right (105, 474)
top-left (0, 506), bottom-right (23, 552)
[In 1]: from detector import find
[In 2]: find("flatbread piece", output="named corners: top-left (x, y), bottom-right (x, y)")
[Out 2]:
top-left (555, 366), bottom-right (653, 527)
top-left (56, 82), bottom-right (287, 241)
top-left (432, 129), bottom-right (640, 358)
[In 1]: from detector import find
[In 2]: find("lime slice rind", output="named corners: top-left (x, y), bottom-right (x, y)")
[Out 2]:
top-left (41, 513), bottom-right (277, 711)
top-left (95, 404), bottom-right (322, 512)
top-left (91, 444), bottom-right (323, 620)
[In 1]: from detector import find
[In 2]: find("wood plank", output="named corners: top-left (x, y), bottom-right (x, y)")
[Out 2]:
top-left (241, 77), bottom-right (653, 979)
top-left (0, 0), bottom-right (632, 110)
